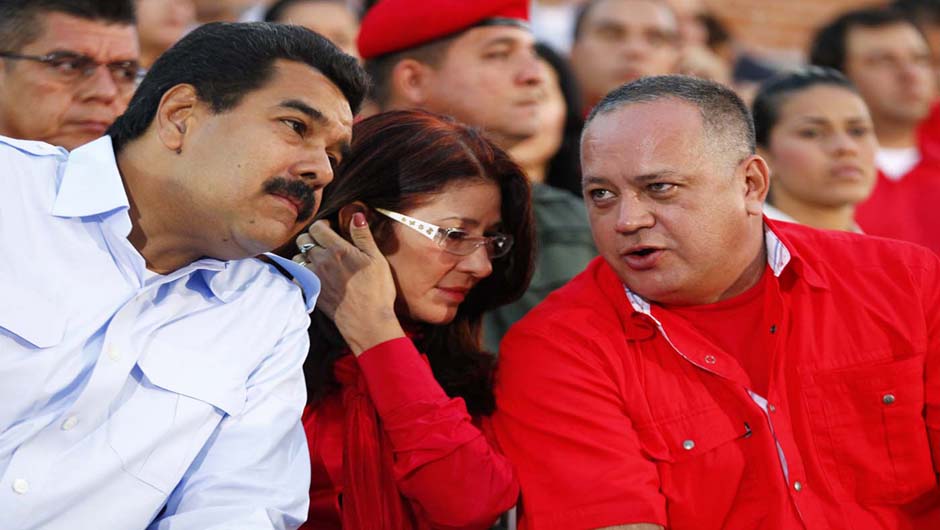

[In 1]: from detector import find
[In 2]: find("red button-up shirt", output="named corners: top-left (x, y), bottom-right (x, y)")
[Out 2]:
top-left (492, 220), bottom-right (940, 530)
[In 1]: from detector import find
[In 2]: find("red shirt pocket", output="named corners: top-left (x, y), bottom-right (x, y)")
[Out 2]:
top-left (803, 353), bottom-right (935, 504)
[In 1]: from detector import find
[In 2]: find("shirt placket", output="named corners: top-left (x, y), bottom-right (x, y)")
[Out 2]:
top-left (643, 293), bottom-right (816, 529)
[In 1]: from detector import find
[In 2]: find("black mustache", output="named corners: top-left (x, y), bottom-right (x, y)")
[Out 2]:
top-left (263, 177), bottom-right (317, 221)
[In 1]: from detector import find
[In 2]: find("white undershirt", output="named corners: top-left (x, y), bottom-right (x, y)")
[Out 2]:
top-left (876, 147), bottom-right (920, 181)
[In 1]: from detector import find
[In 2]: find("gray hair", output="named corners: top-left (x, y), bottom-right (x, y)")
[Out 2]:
top-left (584, 75), bottom-right (756, 167)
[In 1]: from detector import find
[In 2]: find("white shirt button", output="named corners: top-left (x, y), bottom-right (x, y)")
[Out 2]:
top-left (12, 478), bottom-right (29, 494)
top-left (793, 481), bottom-right (803, 492)
top-left (107, 346), bottom-right (121, 361)
top-left (682, 439), bottom-right (695, 450)
top-left (768, 404), bottom-right (777, 413)
top-left (61, 416), bottom-right (79, 431)
top-left (704, 355), bottom-right (717, 365)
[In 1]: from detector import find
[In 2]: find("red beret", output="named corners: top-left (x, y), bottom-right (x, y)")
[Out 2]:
top-left (358, 0), bottom-right (530, 60)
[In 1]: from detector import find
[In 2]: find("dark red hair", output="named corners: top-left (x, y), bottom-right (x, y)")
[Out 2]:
top-left (307, 109), bottom-right (535, 415)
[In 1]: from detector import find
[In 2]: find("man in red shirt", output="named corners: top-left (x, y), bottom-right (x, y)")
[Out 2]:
top-left (492, 75), bottom-right (940, 529)
top-left (810, 7), bottom-right (940, 253)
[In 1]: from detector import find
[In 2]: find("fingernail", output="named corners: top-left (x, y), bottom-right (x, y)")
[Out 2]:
top-left (353, 212), bottom-right (367, 227)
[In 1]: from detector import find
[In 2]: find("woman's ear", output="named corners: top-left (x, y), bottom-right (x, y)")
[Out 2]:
top-left (337, 201), bottom-right (371, 239)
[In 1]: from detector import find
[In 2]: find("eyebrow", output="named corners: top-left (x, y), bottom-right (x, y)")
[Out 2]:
top-left (278, 99), bottom-right (326, 124)
top-left (481, 36), bottom-right (522, 49)
top-left (438, 216), bottom-right (481, 228)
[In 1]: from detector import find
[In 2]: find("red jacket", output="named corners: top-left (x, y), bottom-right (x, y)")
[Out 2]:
top-left (302, 338), bottom-right (518, 529)
top-left (493, 220), bottom-right (940, 530)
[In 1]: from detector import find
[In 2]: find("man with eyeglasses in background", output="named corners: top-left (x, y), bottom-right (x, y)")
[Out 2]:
top-left (0, 0), bottom-right (140, 151)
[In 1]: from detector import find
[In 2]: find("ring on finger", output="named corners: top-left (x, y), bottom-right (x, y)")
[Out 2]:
top-left (298, 242), bottom-right (320, 254)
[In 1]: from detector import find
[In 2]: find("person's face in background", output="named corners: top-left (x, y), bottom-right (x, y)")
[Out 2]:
top-left (0, 12), bottom-right (139, 150)
top-left (271, 0), bottom-right (360, 60)
top-left (382, 180), bottom-right (503, 325)
top-left (421, 25), bottom-right (545, 150)
top-left (136, 0), bottom-right (196, 68)
top-left (571, 0), bottom-right (681, 111)
top-left (508, 58), bottom-right (567, 182)
top-left (843, 22), bottom-right (935, 133)
top-left (760, 85), bottom-right (877, 213)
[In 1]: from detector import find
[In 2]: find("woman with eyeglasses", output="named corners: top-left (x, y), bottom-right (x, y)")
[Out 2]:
top-left (292, 109), bottom-right (534, 530)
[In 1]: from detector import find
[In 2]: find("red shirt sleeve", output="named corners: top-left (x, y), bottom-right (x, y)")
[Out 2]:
top-left (921, 253), bottom-right (940, 473)
top-left (356, 337), bottom-right (519, 529)
top-left (492, 316), bottom-right (667, 530)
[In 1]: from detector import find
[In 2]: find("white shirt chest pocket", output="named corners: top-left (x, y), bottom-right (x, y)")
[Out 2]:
top-left (0, 282), bottom-right (66, 349)
top-left (106, 347), bottom-right (247, 494)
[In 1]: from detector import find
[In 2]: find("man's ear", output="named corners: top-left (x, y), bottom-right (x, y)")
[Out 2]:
top-left (390, 59), bottom-right (436, 107)
top-left (740, 154), bottom-right (771, 216)
top-left (155, 84), bottom-right (199, 153)
top-left (337, 201), bottom-right (372, 238)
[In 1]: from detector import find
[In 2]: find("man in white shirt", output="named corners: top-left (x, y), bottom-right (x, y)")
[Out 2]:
top-left (0, 21), bottom-right (367, 530)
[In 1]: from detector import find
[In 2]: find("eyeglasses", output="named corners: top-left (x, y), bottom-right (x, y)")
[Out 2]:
top-left (0, 50), bottom-right (143, 90)
top-left (374, 208), bottom-right (513, 259)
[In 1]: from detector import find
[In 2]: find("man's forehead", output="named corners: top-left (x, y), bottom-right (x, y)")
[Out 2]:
top-left (243, 61), bottom-right (353, 136)
top-left (583, 100), bottom-right (704, 165)
top-left (29, 11), bottom-right (138, 57)
top-left (587, 0), bottom-right (677, 30)
top-left (454, 24), bottom-right (535, 50)
top-left (847, 23), bottom-right (928, 54)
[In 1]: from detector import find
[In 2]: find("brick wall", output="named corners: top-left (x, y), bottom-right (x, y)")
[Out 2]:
top-left (706, 0), bottom-right (883, 59)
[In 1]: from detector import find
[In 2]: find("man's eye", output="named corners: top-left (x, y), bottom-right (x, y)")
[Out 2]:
top-left (588, 189), bottom-right (614, 200)
top-left (51, 57), bottom-right (86, 72)
top-left (283, 119), bottom-right (307, 136)
top-left (484, 50), bottom-right (511, 60)
top-left (648, 183), bottom-right (676, 193)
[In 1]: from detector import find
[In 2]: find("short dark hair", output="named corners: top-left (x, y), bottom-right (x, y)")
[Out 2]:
top-left (752, 66), bottom-right (858, 147)
top-left (263, 0), bottom-right (345, 23)
top-left (0, 0), bottom-right (135, 52)
top-left (809, 7), bottom-right (920, 73)
top-left (305, 109), bottom-right (535, 415)
top-left (586, 75), bottom-right (755, 165)
top-left (364, 36), bottom-right (456, 107)
top-left (107, 22), bottom-right (369, 152)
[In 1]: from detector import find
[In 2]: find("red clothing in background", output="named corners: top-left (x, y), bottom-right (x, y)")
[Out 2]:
top-left (301, 337), bottom-right (518, 530)
top-left (493, 220), bottom-right (940, 530)
top-left (855, 103), bottom-right (940, 254)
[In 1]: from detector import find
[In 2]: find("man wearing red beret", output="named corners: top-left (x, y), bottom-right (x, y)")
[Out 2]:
top-left (357, 0), bottom-right (544, 151)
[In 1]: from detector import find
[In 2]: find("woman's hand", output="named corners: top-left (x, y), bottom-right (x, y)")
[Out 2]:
top-left (295, 213), bottom-right (405, 355)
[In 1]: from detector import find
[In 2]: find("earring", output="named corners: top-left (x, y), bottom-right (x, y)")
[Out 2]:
top-left (175, 147), bottom-right (182, 155)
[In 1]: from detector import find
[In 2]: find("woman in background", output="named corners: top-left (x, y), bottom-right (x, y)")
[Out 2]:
top-left (294, 110), bottom-right (534, 529)
top-left (752, 66), bottom-right (878, 232)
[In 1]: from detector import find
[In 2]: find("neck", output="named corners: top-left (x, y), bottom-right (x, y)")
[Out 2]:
top-left (118, 144), bottom-right (207, 274)
top-left (771, 192), bottom-right (857, 232)
top-left (874, 116), bottom-right (919, 148)
top-left (716, 233), bottom-right (767, 302)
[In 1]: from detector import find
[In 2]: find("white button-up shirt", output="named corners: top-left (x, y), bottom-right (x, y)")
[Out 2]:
top-left (0, 136), bottom-right (320, 530)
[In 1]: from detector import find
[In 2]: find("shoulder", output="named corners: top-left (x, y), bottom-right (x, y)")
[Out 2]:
top-left (504, 257), bottom-right (630, 353)
top-left (776, 220), bottom-right (939, 291)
